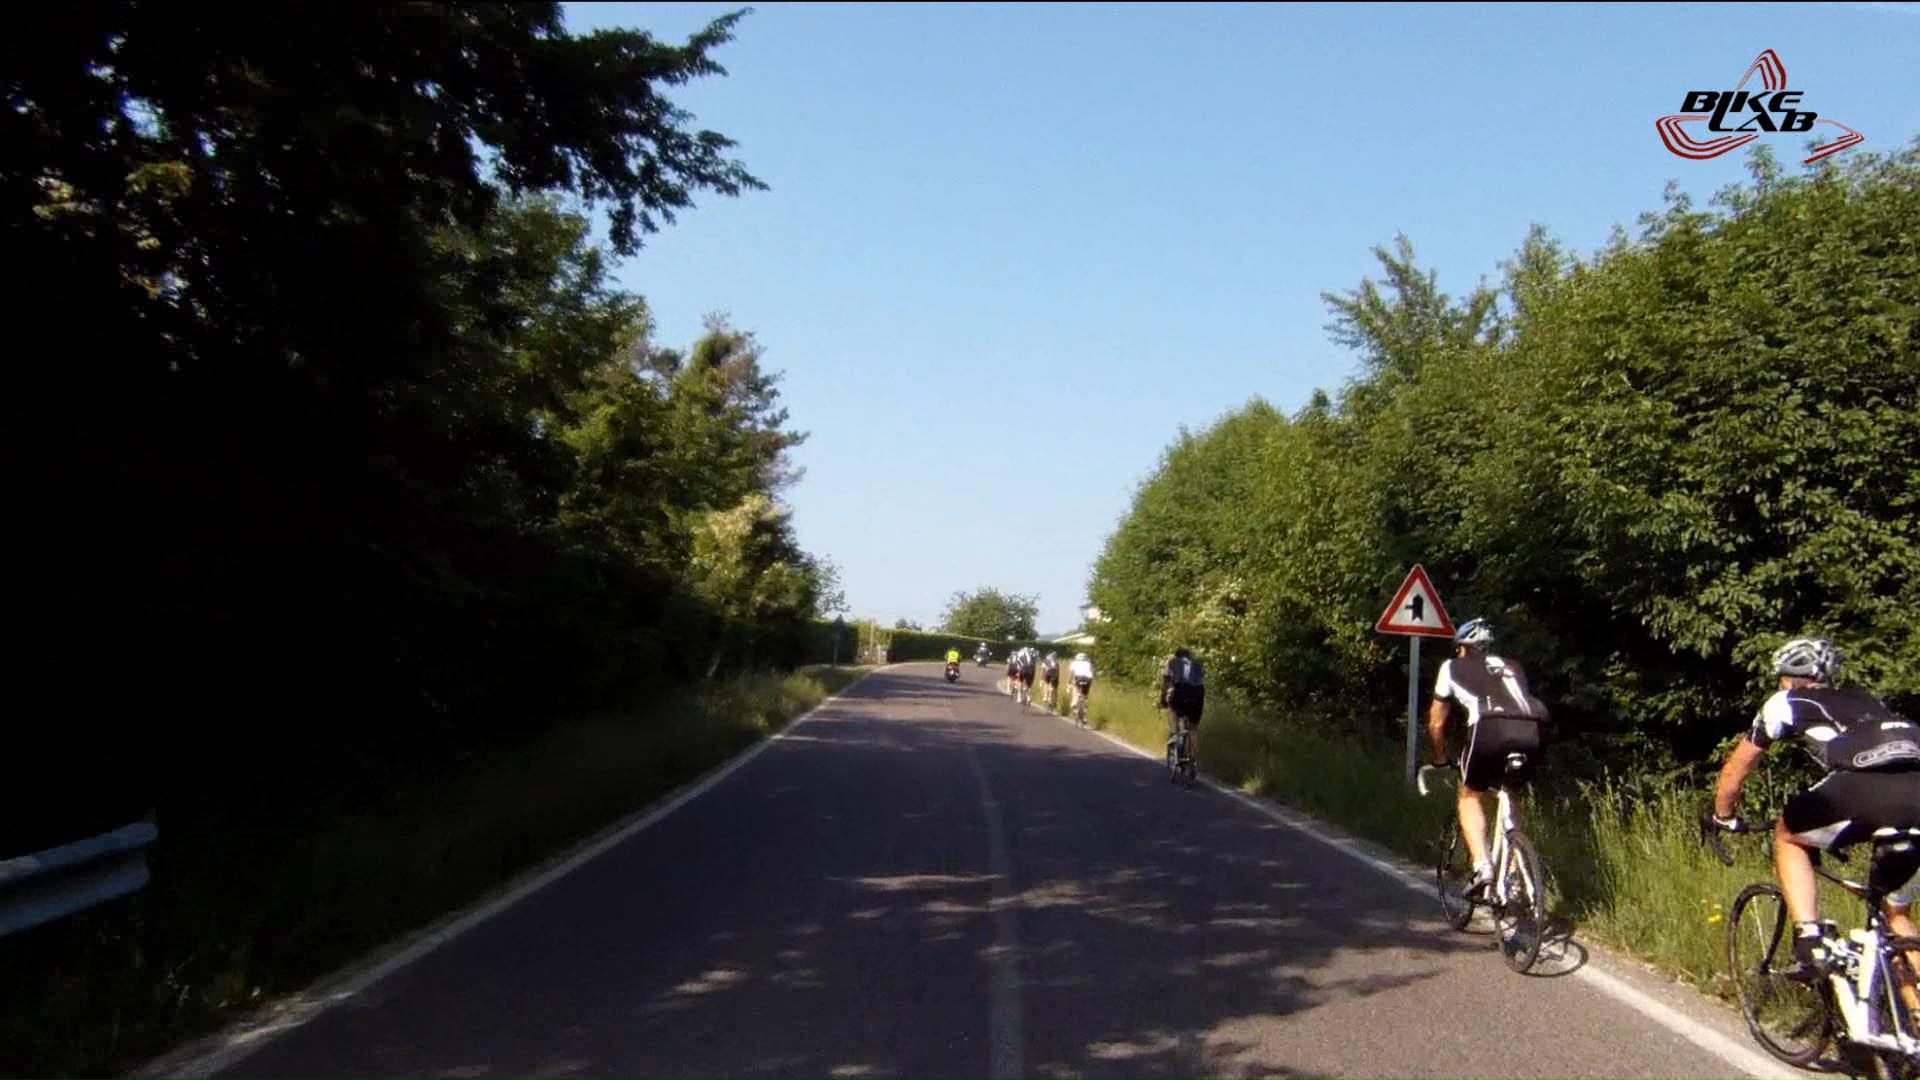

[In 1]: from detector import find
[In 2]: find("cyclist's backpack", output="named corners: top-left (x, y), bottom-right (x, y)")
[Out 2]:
top-left (1168, 656), bottom-right (1205, 687)
top-left (1448, 655), bottom-right (1546, 723)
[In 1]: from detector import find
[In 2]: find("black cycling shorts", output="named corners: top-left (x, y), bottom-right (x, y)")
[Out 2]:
top-left (1167, 685), bottom-right (1204, 727)
top-left (1782, 769), bottom-right (1920, 851)
top-left (1043, 669), bottom-right (1059, 685)
top-left (1460, 715), bottom-right (1542, 791)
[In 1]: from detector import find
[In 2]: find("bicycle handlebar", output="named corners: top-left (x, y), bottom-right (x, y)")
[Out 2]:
top-left (1697, 812), bottom-right (1759, 867)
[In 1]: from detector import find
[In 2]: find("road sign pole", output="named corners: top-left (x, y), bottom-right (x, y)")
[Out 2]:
top-left (1405, 635), bottom-right (1422, 788)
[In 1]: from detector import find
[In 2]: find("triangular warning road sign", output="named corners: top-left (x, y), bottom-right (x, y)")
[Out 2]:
top-left (1375, 564), bottom-right (1455, 638)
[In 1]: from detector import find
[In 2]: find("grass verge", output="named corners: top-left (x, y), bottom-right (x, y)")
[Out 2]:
top-left (1, 666), bottom-right (870, 1078)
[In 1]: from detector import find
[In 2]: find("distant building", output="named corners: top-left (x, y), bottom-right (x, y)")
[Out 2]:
top-left (1050, 603), bottom-right (1105, 648)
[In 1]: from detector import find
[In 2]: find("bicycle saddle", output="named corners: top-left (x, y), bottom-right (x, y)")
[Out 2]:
top-left (1868, 828), bottom-right (1920, 897)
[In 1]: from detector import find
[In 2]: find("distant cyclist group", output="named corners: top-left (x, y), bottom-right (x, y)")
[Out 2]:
top-left (992, 645), bottom-right (1096, 716)
top-left (955, 642), bottom-right (1206, 762)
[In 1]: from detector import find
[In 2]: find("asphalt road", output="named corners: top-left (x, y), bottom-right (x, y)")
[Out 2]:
top-left (208, 664), bottom-right (1787, 1078)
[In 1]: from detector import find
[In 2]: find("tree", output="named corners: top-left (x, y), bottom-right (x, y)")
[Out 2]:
top-left (894, 618), bottom-right (924, 630)
top-left (941, 588), bottom-right (1039, 641)
top-left (687, 494), bottom-right (826, 676)
top-left (1091, 142), bottom-right (1920, 767)
top-left (2, 0), bottom-right (794, 854)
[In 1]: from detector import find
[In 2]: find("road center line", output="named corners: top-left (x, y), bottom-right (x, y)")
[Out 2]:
top-left (964, 742), bottom-right (1025, 1080)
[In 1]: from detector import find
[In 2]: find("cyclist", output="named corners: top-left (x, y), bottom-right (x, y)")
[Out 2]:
top-left (1005, 649), bottom-right (1020, 698)
top-left (1069, 651), bottom-right (1095, 722)
top-left (1160, 648), bottom-right (1206, 769)
top-left (1040, 650), bottom-right (1061, 708)
top-left (1425, 617), bottom-right (1550, 899)
top-left (1015, 646), bottom-right (1037, 706)
top-left (1707, 637), bottom-right (1920, 980)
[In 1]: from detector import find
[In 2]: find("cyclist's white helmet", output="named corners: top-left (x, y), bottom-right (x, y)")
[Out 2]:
top-left (1453, 618), bottom-right (1494, 648)
top-left (1772, 638), bottom-right (1839, 682)
top-left (1075, 652), bottom-right (1088, 661)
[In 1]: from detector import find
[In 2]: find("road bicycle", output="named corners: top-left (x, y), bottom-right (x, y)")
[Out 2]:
top-left (1165, 708), bottom-right (1196, 786)
top-left (1703, 818), bottom-right (1920, 1079)
top-left (1419, 760), bottom-right (1549, 973)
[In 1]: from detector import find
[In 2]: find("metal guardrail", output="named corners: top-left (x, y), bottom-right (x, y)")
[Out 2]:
top-left (0, 820), bottom-right (158, 937)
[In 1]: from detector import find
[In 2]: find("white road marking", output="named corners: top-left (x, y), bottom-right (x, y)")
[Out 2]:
top-left (964, 743), bottom-right (1026, 1079)
top-left (139, 668), bottom-right (899, 1079)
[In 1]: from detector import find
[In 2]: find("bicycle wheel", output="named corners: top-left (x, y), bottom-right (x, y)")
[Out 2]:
top-left (1726, 882), bottom-right (1831, 1068)
top-left (1492, 829), bottom-right (1547, 973)
top-left (1435, 817), bottom-right (1476, 931)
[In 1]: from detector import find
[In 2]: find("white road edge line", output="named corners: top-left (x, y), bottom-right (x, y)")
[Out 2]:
top-left (964, 744), bottom-right (1026, 1080)
top-left (1035, 704), bottom-right (1791, 1080)
top-left (139, 666), bottom-right (901, 1080)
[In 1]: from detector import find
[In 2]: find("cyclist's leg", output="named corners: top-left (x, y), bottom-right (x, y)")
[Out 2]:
top-left (1888, 897), bottom-right (1919, 1021)
top-left (1457, 720), bottom-right (1495, 876)
top-left (1877, 789), bottom-right (1920, 1018)
top-left (1184, 716), bottom-right (1199, 765)
top-left (1775, 774), bottom-right (1868, 926)
top-left (1457, 783), bottom-right (1491, 874)
top-left (1772, 817), bottom-right (1821, 924)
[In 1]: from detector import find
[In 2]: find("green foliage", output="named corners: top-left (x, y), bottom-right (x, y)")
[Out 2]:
top-left (939, 586), bottom-right (1041, 641)
top-left (1092, 141), bottom-right (1920, 770)
top-left (3, 0), bottom-right (830, 841)
top-left (1, 6), bottom-right (848, 1072)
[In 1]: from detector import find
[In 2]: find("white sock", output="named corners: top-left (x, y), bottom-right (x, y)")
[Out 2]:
top-left (1473, 859), bottom-right (1492, 878)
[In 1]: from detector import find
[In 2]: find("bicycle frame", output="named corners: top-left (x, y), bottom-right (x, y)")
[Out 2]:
top-left (1165, 710), bottom-right (1189, 756)
top-left (1487, 788), bottom-right (1522, 907)
top-left (1418, 765), bottom-right (1533, 910)
top-left (1817, 869), bottom-right (1919, 1058)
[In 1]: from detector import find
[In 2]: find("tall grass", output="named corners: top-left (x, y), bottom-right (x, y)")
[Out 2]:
top-left (1, 666), bottom-right (870, 1078)
top-left (1070, 682), bottom-right (1878, 1006)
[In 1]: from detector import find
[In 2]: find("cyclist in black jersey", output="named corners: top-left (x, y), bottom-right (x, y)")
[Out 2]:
top-left (1708, 637), bottom-right (1920, 978)
top-left (1160, 648), bottom-right (1206, 768)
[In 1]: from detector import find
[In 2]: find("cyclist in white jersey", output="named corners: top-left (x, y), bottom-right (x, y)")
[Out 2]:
top-left (1426, 618), bottom-right (1550, 898)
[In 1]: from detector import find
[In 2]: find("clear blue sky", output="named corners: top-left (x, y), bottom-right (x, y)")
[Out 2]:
top-left (561, 2), bottom-right (1919, 635)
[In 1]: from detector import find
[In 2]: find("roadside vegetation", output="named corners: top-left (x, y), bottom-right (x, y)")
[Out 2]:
top-left (1082, 141), bottom-right (1920, 1007)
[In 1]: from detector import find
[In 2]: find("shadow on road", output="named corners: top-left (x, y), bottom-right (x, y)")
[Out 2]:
top-left (223, 664), bottom-right (1592, 1079)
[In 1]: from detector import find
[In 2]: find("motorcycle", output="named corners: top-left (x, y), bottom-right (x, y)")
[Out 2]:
top-left (945, 661), bottom-right (962, 682)
top-left (975, 651), bottom-right (991, 667)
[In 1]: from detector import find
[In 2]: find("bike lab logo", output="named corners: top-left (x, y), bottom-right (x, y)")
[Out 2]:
top-left (1656, 49), bottom-right (1865, 164)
